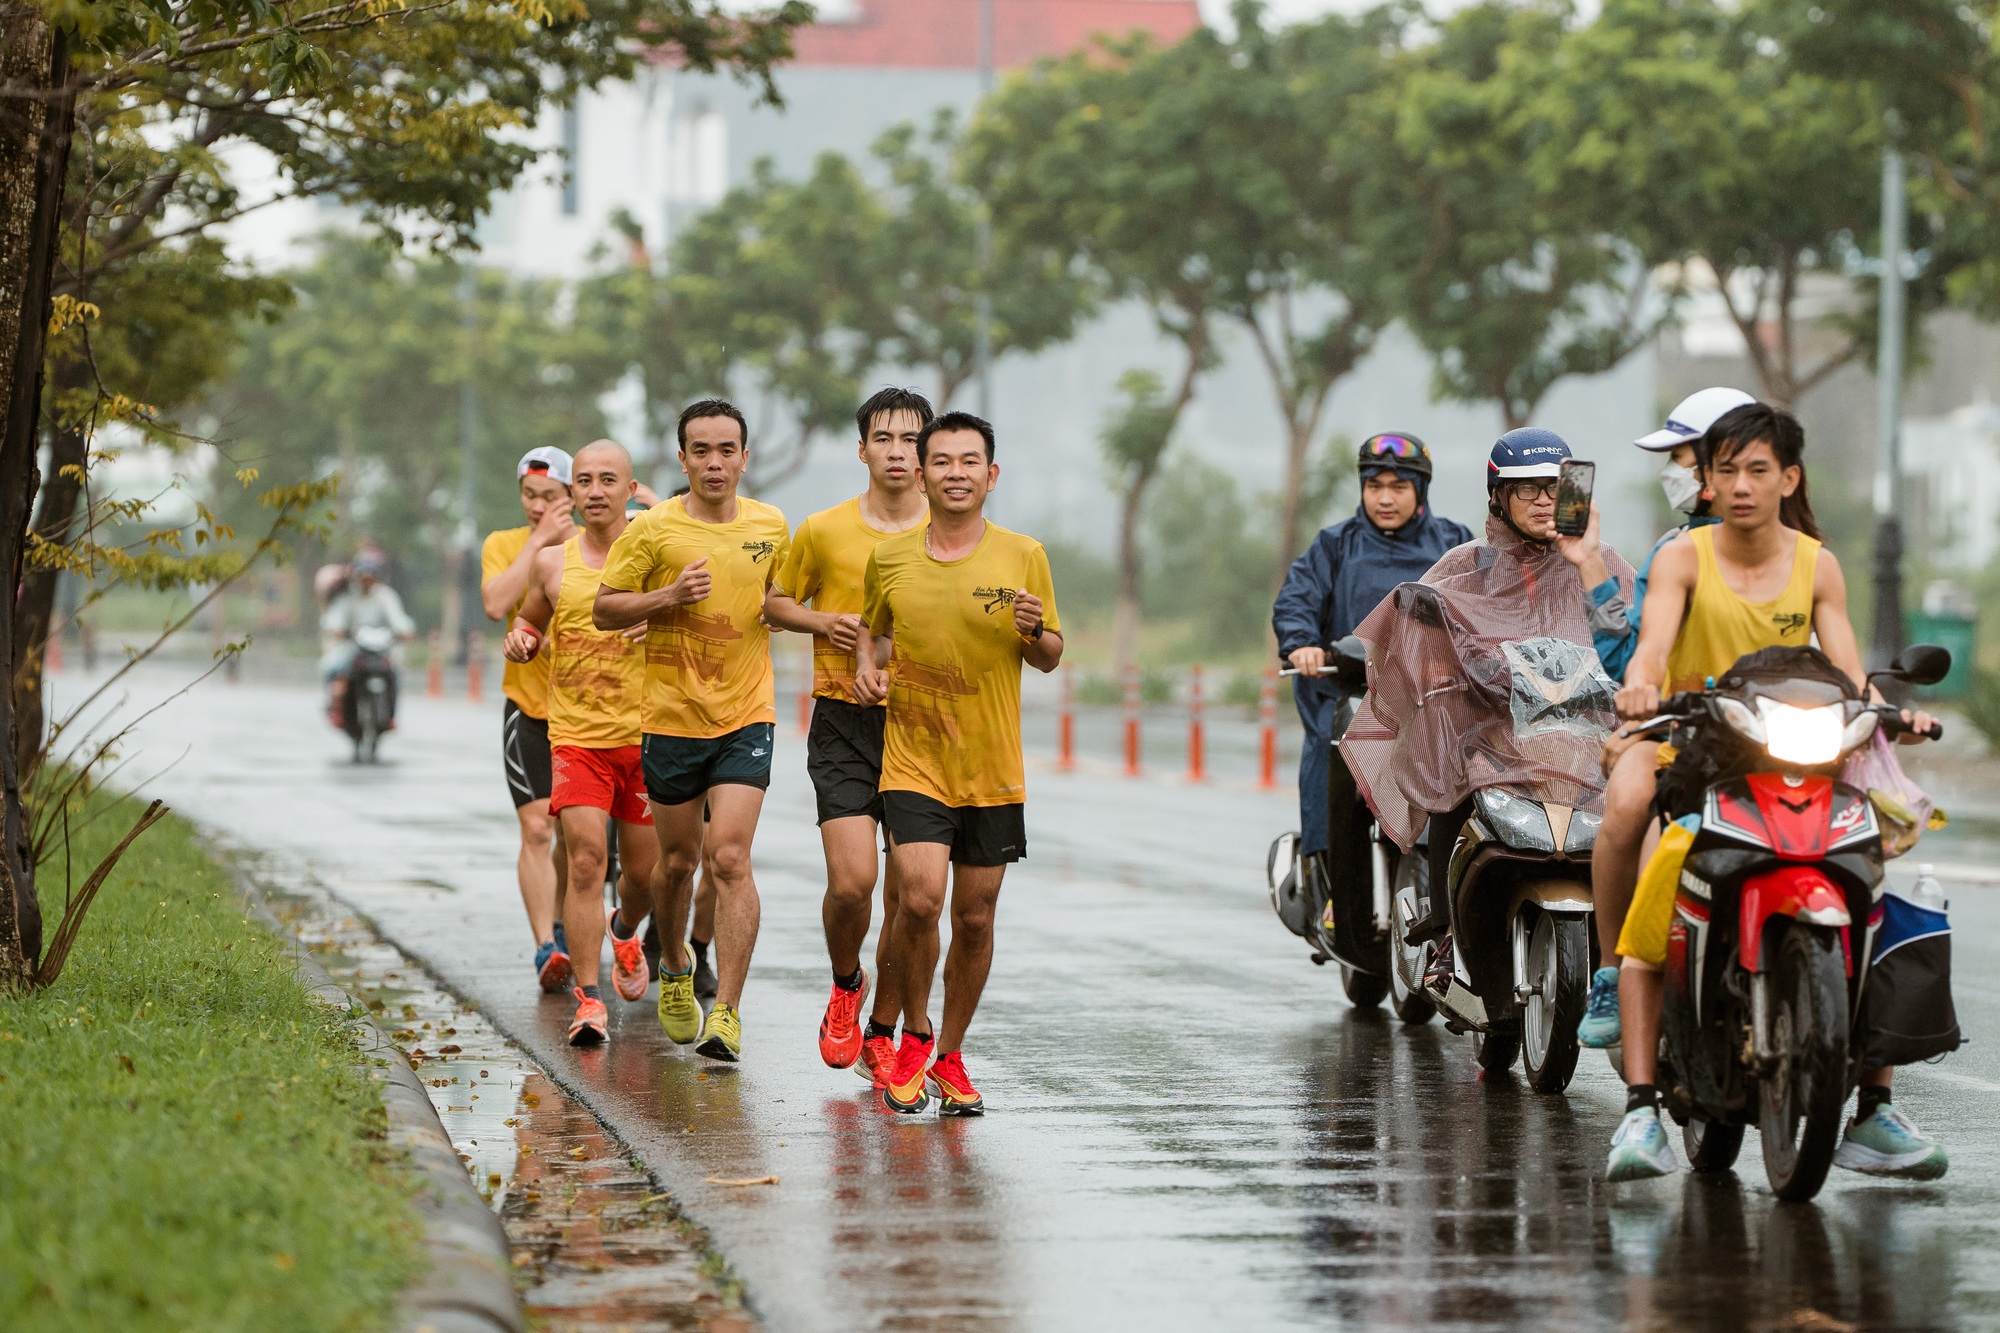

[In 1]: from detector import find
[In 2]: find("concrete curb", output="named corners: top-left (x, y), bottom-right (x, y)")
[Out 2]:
top-left (240, 885), bottom-right (526, 1333)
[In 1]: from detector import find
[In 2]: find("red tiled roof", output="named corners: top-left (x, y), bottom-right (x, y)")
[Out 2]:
top-left (790, 0), bottom-right (1203, 69)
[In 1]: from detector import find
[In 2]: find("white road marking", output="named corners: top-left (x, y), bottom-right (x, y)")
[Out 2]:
top-left (1898, 1064), bottom-right (2000, 1094)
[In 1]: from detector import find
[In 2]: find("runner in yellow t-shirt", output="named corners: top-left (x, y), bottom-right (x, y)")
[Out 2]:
top-left (766, 387), bottom-right (931, 1083)
top-left (855, 411), bottom-right (1063, 1117)
top-left (595, 399), bottom-right (790, 1063)
top-left (480, 446), bottom-right (575, 993)
top-left (504, 441), bottom-right (659, 1047)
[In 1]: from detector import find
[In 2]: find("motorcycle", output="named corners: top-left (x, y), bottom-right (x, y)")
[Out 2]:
top-left (1266, 637), bottom-right (1436, 1025)
top-left (1622, 643), bottom-right (1948, 1201)
top-left (340, 625), bottom-right (399, 763)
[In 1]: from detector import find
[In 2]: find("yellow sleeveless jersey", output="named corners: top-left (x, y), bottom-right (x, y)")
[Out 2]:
top-left (546, 536), bottom-right (646, 749)
top-left (481, 527), bottom-right (551, 717)
top-left (1665, 525), bottom-right (1820, 693)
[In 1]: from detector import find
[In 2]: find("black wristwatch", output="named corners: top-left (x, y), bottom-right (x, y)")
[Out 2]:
top-left (1026, 620), bottom-right (1044, 641)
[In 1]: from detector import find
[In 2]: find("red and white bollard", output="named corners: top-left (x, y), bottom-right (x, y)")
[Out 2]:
top-left (1258, 665), bottom-right (1278, 790)
top-left (1123, 662), bottom-right (1142, 777)
top-left (427, 630), bottom-right (444, 698)
top-left (1187, 664), bottom-right (1207, 783)
top-left (465, 631), bottom-right (484, 703)
top-left (1057, 661), bottom-right (1076, 772)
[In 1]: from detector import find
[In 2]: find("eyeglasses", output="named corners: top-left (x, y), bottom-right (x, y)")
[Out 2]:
top-left (1364, 434), bottom-right (1423, 459)
top-left (1505, 478), bottom-right (1560, 501)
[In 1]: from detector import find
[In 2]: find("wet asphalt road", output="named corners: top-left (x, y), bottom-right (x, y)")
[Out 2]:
top-left (60, 665), bottom-right (2000, 1330)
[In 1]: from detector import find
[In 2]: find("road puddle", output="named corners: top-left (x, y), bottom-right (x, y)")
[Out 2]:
top-left (256, 873), bottom-right (757, 1331)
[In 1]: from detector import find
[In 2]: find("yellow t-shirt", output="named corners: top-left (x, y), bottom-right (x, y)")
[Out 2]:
top-left (599, 495), bottom-right (791, 739)
top-left (772, 497), bottom-right (925, 706)
top-left (546, 536), bottom-right (646, 749)
top-left (1665, 525), bottom-right (1821, 694)
top-left (481, 527), bottom-right (551, 718)
top-left (863, 522), bottom-right (1061, 807)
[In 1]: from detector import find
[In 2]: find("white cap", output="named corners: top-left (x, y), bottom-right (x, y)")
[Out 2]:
top-left (516, 446), bottom-right (573, 486)
top-left (1634, 387), bottom-right (1756, 452)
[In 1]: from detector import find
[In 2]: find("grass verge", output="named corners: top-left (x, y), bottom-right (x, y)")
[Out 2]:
top-left (0, 793), bottom-right (417, 1331)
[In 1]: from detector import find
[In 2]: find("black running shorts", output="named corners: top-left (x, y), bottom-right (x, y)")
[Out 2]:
top-left (881, 790), bottom-right (1026, 867)
top-left (807, 698), bottom-right (886, 825)
top-left (502, 698), bottom-right (553, 808)
top-left (642, 723), bottom-right (775, 807)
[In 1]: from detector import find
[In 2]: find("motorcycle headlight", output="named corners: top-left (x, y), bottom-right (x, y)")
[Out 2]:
top-left (1839, 709), bottom-right (1879, 753)
top-left (1474, 788), bottom-right (1555, 852)
top-left (1761, 702), bottom-right (1845, 767)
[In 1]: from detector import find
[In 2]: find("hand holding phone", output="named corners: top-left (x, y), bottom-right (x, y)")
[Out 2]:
top-left (1555, 459), bottom-right (1595, 539)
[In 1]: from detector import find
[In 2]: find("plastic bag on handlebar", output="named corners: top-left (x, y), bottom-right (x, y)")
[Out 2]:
top-left (1840, 730), bottom-right (1945, 859)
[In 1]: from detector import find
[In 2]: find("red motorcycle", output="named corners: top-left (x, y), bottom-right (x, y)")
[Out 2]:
top-left (1626, 643), bottom-right (1947, 1201)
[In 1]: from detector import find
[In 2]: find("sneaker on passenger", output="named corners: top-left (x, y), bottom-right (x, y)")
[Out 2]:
top-left (608, 910), bottom-right (651, 1002)
top-left (1577, 966), bottom-right (1621, 1048)
top-left (657, 958), bottom-right (703, 1045)
top-left (818, 970), bottom-right (870, 1069)
top-left (1834, 1104), bottom-right (1949, 1180)
top-left (568, 988), bottom-right (608, 1047)
top-left (696, 1001), bottom-right (742, 1063)
top-left (926, 1050), bottom-right (984, 1117)
top-left (858, 1031), bottom-right (896, 1088)
top-left (534, 938), bottom-right (572, 994)
top-left (881, 1030), bottom-right (935, 1114)
top-left (1605, 1106), bottom-right (1677, 1181)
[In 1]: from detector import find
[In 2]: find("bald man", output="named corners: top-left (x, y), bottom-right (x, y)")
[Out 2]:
top-left (505, 441), bottom-right (662, 1046)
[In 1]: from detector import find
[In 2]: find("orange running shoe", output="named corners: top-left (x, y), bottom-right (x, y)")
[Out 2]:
top-left (535, 939), bottom-right (572, 994)
top-left (926, 1050), bottom-right (984, 1117)
top-left (818, 970), bottom-right (871, 1069)
top-left (608, 910), bottom-right (651, 1002)
top-left (881, 1030), bottom-right (934, 1114)
top-left (568, 988), bottom-right (608, 1046)
top-left (857, 1032), bottom-right (896, 1088)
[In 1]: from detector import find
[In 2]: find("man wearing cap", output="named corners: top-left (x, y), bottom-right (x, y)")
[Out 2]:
top-left (1554, 388), bottom-right (1754, 1047)
top-left (1272, 434), bottom-right (1474, 894)
top-left (482, 446), bottom-right (579, 993)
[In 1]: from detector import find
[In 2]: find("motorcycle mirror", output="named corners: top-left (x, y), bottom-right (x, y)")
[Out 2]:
top-left (1889, 643), bottom-right (1952, 687)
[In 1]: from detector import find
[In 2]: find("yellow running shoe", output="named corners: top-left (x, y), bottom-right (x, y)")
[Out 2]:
top-left (657, 958), bottom-right (702, 1045)
top-left (696, 1001), bottom-right (741, 1063)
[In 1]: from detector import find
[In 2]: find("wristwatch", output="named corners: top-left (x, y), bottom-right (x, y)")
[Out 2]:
top-left (1025, 620), bottom-right (1044, 641)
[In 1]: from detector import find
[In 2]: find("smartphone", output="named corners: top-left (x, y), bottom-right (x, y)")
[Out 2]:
top-left (1555, 459), bottom-right (1595, 538)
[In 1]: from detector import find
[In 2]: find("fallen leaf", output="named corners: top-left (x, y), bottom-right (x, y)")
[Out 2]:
top-left (522, 1093), bottom-right (541, 1107)
top-left (274, 1254), bottom-right (295, 1270)
top-left (117, 1054), bottom-right (134, 1075)
top-left (703, 1175), bottom-right (779, 1187)
top-left (438, 1045), bottom-right (462, 1054)
top-left (568, 1147), bottom-right (588, 1160)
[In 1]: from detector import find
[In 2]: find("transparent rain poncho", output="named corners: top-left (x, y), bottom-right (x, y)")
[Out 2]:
top-left (1341, 517), bottom-right (1635, 851)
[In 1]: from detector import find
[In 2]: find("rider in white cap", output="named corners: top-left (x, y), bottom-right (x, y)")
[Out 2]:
top-left (1555, 386), bottom-right (1753, 1049)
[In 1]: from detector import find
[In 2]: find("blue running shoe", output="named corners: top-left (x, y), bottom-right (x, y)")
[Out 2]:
top-left (1578, 966), bottom-right (1621, 1048)
top-left (553, 921), bottom-right (569, 954)
top-left (534, 938), bottom-right (572, 994)
top-left (1834, 1105), bottom-right (1948, 1180)
top-left (1605, 1106), bottom-right (1677, 1182)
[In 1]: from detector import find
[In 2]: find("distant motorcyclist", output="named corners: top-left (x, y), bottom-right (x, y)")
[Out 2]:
top-left (320, 550), bottom-right (416, 725)
top-left (1272, 434), bottom-right (1472, 878)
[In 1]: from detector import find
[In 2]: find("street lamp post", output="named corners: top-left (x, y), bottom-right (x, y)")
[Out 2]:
top-left (1870, 119), bottom-right (1907, 670)
top-left (455, 265), bottom-right (480, 666)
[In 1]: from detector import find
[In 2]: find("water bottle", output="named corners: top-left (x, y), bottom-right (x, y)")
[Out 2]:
top-left (1910, 863), bottom-right (1948, 914)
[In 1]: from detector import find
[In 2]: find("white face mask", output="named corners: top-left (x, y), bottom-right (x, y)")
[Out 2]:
top-left (1659, 459), bottom-right (1704, 514)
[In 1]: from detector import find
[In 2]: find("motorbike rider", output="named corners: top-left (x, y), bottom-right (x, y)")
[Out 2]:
top-left (1347, 429), bottom-right (1633, 971)
top-left (320, 550), bottom-right (416, 725)
top-left (1556, 387), bottom-right (1752, 1045)
top-left (1600, 402), bottom-right (1944, 1183)
top-left (1272, 434), bottom-right (1472, 889)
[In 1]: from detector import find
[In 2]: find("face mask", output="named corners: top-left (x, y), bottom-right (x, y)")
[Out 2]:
top-left (1659, 460), bottom-right (1703, 513)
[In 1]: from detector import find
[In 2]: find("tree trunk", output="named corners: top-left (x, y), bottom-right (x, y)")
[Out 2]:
top-left (14, 352), bottom-right (88, 783)
top-left (1112, 470), bottom-right (1150, 672)
top-left (0, 15), bottom-right (75, 983)
top-left (1272, 416), bottom-right (1314, 597)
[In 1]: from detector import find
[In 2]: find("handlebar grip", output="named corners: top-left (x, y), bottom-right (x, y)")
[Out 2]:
top-left (1876, 709), bottom-right (1944, 742)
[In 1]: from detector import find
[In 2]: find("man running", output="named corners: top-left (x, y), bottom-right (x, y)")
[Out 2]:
top-left (766, 387), bottom-right (932, 1083)
top-left (482, 446), bottom-right (576, 992)
top-left (1601, 403), bottom-right (1944, 1182)
top-left (856, 411), bottom-right (1062, 1116)
top-left (595, 400), bottom-right (790, 1063)
top-left (504, 441), bottom-right (658, 1046)
top-left (1556, 387), bottom-right (1751, 1047)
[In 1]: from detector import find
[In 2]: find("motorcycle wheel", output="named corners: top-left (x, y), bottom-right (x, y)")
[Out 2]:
top-left (1386, 855), bottom-right (1436, 1025)
top-left (1684, 1118), bottom-right (1745, 1173)
top-left (1340, 964), bottom-right (1389, 1010)
top-left (1473, 1024), bottom-right (1519, 1076)
top-left (1520, 910), bottom-right (1587, 1094)
top-left (1759, 926), bottom-right (1849, 1202)
top-left (358, 695), bottom-right (382, 764)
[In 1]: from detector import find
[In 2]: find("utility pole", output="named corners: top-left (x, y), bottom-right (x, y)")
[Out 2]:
top-left (1870, 114), bottom-right (1907, 669)
top-left (451, 264), bottom-right (481, 665)
top-left (973, 0), bottom-right (994, 420)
